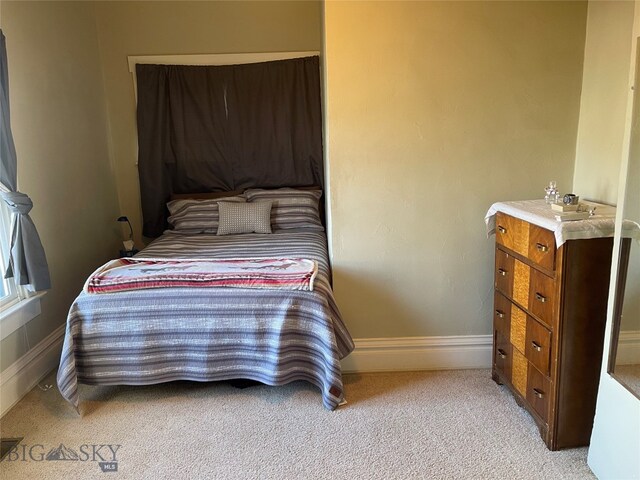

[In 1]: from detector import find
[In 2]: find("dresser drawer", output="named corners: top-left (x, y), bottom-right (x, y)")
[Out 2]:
top-left (526, 316), bottom-right (552, 376)
top-left (495, 248), bottom-right (514, 298)
top-left (494, 331), bottom-right (512, 382)
top-left (495, 212), bottom-right (556, 271)
top-left (528, 267), bottom-right (555, 327)
top-left (507, 302), bottom-right (551, 374)
top-left (527, 365), bottom-right (551, 424)
top-left (495, 212), bottom-right (526, 253)
top-left (494, 291), bottom-right (511, 337)
top-left (527, 223), bottom-right (556, 271)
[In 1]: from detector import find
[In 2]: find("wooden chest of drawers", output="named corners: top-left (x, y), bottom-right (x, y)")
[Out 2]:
top-left (491, 211), bottom-right (614, 450)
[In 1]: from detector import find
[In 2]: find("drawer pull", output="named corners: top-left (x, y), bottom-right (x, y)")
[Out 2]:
top-left (498, 268), bottom-right (507, 277)
top-left (531, 341), bottom-right (542, 352)
top-left (533, 388), bottom-right (545, 399)
top-left (497, 349), bottom-right (507, 359)
top-left (498, 225), bottom-right (507, 234)
top-left (535, 292), bottom-right (547, 303)
top-left (536, 243), bottom-right (549, 253)
top-left (495, 309), bottom-right (505, 319)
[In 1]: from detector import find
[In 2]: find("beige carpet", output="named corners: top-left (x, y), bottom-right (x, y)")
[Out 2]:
top-left (0, 369), bottom-right (594, 479)
top-left (613, 364), bottom-right (640, 397)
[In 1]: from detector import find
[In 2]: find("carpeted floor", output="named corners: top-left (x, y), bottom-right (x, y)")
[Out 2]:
top-left (613, 364), bottom-right (640, 397)
top-left (0, 369), bottom-right (594, 479)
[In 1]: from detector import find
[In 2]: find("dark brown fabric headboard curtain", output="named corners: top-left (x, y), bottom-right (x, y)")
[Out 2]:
top-left (136, 56), bottom-right (324, 237)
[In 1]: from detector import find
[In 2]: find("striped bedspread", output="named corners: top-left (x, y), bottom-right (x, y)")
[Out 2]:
top-left (57, 230), bottom-right (354, 410)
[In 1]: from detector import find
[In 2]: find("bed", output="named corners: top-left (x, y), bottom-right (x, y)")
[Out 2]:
top-left (57, 188), bottom-right (354, 411)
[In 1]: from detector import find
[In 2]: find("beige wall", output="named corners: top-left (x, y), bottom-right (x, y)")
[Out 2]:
top-left (573, 0), bottom-right (635, 204)
top-left (324, 1), bottom-right (588, 338)
top-left (0, 2), bottom-right (120, 370)
top-left (93, 0), bottom-right (323, 246)
top-left (0, 0), bottom-right (604, 370)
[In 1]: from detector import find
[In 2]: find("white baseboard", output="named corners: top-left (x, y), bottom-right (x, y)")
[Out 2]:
top-left (0, 324), bottom-right (65, 418)
top-left (341, 335), bottom-right (493, 373)
top-left (341, 330), bottom-right (640, 373)
top-left (616, 330), bottom-right (640, 365)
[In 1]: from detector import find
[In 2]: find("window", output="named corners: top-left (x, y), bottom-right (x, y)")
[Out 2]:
top-left (0, 31), bottom-right (47, 342)
top-left (0, 188), bottom-right (20, 310)
top-left (0, 186), bottom-right (43, 342)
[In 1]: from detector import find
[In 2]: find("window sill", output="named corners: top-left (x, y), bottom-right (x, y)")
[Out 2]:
top-left (0, 292), bottom-right (46, 342)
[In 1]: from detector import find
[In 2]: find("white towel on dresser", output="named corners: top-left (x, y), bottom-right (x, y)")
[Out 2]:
top-left (485, 199), bottom-right (640, 247)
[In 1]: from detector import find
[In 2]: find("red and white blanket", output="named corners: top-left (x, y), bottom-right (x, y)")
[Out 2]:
top-left (84, 257), bottom-right (318, 294)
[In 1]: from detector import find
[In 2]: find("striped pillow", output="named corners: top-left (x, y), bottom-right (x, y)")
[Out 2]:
top-left (244, 188), bottom-right (324, 232)
top-left (167, 195), bottom-right (246, 233)
top-left (217, 201), bottom-right (272, 235)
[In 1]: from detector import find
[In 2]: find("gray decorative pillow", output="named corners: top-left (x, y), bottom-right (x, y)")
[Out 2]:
top-left (217, 201), bottom-right (273, 235)
top-left (243, 188), bottom-right (324, 231)
top-left (167, 195), bottom-right (246, 233)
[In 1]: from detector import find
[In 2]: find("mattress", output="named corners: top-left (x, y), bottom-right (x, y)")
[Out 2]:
top-left (57, 230), bottom-right (354, 410)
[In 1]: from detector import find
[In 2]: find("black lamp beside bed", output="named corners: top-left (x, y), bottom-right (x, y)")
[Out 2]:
top-left (117, 216), bottom-right (139, 257)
